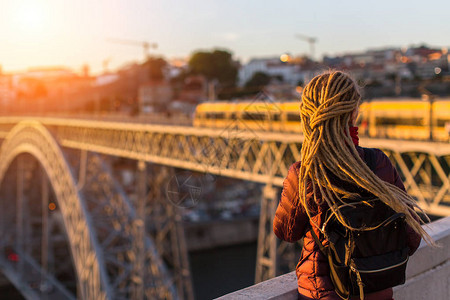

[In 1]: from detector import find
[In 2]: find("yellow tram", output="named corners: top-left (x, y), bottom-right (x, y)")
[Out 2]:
top-left (193, 98), bottom-right (450, 141)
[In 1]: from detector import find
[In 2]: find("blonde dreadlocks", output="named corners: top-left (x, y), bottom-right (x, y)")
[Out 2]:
top-left (298, 70), bottom-right (434, 245)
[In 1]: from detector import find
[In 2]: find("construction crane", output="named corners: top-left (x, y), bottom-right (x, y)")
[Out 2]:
top-left (102, 57), bottom-right (112, 73)
top-left (295, 34), bottom-right (318, 59)
top-left (107, 38), bottom-right (158, 61)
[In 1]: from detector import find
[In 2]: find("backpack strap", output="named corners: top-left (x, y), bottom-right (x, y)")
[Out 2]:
top-left (309, 227), bottom-right (327, 256)
top-left (309, 148), bottom-right (377, 256)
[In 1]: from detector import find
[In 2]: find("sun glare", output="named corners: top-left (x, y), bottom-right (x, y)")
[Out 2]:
top-left (14, 1), bottom-right (47, 35)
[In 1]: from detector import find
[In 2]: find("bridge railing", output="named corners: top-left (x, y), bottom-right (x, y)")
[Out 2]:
top-left (0, 117), bottom-right (449, 297)
top-left (217, 216), bottom-right (450, 300)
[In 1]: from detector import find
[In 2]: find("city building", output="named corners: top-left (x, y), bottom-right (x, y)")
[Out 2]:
top-left (238, 57), bottom-right (303, 86)
top-left (0, 73), bottom-right (15, 110)
top-left (138, 81), bottom-right (173, 113)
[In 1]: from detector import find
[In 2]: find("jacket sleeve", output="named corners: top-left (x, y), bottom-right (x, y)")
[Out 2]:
top-left (273, 161), bottom-right (309, 243)
top-left (373, 149), bottom-right (422, 256)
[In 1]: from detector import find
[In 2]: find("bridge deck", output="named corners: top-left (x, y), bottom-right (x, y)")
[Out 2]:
top-left (0, 117), bottom-right (449, 215)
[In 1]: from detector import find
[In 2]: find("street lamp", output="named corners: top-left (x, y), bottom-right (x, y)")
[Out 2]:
top-left (422, 93), bottom-right (435, 141)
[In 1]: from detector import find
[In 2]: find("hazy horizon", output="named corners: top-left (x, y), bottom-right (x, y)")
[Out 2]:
top-left (1, 0), bottom-right (449, 75)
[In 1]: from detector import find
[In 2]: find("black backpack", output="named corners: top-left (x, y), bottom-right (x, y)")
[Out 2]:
top-left (309, 147), bottom-right (409, 300)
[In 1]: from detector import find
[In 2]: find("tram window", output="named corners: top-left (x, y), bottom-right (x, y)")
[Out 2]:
top-left (287, 113), bottom-right (300, 122)
top-left (242, 112), bottom-right (266, 121)
top-left (230, 112), bottom-right (237, 120)
top-left (205, 112), bottom-right (225, 119)
top-left (269, 114), bottom-right (281, 121)
top-left (437, 119), bottom-right (449, 127)
top-left (376, 117), bottom-right (424, 126)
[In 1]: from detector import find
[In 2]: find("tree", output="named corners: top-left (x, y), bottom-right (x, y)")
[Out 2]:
top-left (143, 57), bottom-right (167, 81)
top-left (245, 72), bottom-right (271, 88)
top-left (188, 49), bottom-right (238, 86)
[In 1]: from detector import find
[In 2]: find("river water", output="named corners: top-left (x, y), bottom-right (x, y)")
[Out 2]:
top-left (189, 242), bottom-right (257, 300)
top-left (0, 242), bottom-right (258, 300)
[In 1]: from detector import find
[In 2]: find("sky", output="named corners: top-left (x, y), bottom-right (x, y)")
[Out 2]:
top-left (0, 0), bottom-right (449, 75)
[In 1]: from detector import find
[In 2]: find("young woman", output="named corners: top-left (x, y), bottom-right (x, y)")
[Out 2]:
top-left (273, 71), bottom-right (433, 300)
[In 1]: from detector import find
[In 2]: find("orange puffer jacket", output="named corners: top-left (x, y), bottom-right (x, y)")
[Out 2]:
top-left (273, 146), bottom-right (422, 300)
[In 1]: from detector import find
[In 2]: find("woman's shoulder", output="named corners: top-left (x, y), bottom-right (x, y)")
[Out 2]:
top-left (289, 161), bottom-right (302, 174)
top-left (283, 161), bottom-right (301, 188)
top-left (358, 146), bottom-right (399, 185)
top-left (358, 146), bottom-right (391, 170)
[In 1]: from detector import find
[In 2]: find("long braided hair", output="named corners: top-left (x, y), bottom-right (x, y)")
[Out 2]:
top-left (298, 70), bottom-right (434, 245)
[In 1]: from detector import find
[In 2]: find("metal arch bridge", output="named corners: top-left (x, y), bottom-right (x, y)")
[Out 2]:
top-left (0, 117), bottom-right (449, 299)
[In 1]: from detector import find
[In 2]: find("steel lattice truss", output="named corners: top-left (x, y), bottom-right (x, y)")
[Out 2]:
top-left (0, 121), bottom-right (108, 299)
top-left (0, 118), bottom-right (444, 214)
top-left (144, 165), bottom-right (194, 300)
top-left (0, 118), bottom-right (449, 291)
top-left (79, 153), bottom-right (180, 299)
top-left (0, 121), bottom-right (191, 299)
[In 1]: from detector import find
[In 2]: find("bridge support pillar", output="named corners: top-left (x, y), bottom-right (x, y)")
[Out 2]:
top-left (147, 165), bottom-right (194, 300)
top-left (16, 155), bottom-right (25, 275)
top-left (131, 160), bottom-right (146, 299)
top-left (40, 168), bottom-right (50, 293)
top-left (255, 184), bottom-right (278, 283)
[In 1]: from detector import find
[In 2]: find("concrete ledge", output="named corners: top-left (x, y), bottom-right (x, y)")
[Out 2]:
top-left (393, 216), bottom-right (450, 300)
top-left (400, 216), bottom-right (450, 279)
top-left (393, 259), bottom-right (449, 300)
top-left (217, 216), bottom-right (450, 300)
top-left (215, 272), bottom-right (298, 300)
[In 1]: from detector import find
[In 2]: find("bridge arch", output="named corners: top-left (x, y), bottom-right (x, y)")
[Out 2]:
top-left (0, 121), bottom-right (111, 299)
